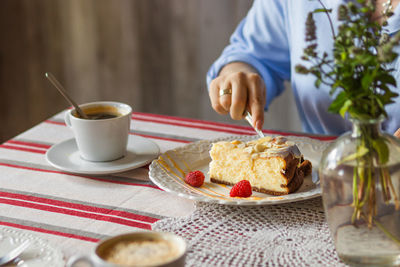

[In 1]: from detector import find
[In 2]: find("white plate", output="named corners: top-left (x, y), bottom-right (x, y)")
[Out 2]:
top-left (149, 135), bottom-right (330, 205)
top-left (46, 135), bottom-right (160, 175)
top-left (0, 227), bottom-right (64, 267)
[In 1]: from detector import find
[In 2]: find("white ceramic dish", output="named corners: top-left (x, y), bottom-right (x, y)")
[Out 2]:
top-left (67, 231), bottom-right (187, 267)
top-left (46, 135), bottom-right (160, 175)
top-left (149, 135), bottom-right (330, 205)
top-left (0, 227), bottom-right (64, 267)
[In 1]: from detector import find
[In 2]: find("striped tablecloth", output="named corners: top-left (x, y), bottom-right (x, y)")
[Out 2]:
top-left (0, 110), bottom-right (335, 264)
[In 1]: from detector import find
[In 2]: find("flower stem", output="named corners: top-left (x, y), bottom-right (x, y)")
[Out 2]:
top-left (352, 160), bottom-right (360, 223)
top-left (372, 218), bottom-right (400, 246)
top-left (316, 0), bottom-right (336, 39)
top-left (386, 171), bottom-right (400, 210)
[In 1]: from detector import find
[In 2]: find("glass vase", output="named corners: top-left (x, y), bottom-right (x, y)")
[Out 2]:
top-left (319, 117), bottom-right (400, 266)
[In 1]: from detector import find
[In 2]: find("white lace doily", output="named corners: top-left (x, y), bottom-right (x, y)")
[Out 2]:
top-left (153, 198), bottom-right (347, 267)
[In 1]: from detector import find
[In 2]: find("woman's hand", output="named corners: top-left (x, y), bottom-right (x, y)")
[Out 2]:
top-left (395, 128), bottom-right (400, 138)
top-left (209, 62), bottom-right (266, 130)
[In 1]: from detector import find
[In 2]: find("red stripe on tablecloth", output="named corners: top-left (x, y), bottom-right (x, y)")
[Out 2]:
top-left (45, 113), bottom-right (336, 141)
top-left (0, 163), bottom-right (161, 189)
top-left (4, 139), bottom-right (153, 170)
top-left (0, 221), bottom-right (99, 242)
top-left (132, 116), bottom-right (253, 136)
top-left (7, 140), bottom-right (51, 149)
top-left (133, 112), bottom-right (253, 130)
top-left (262, 130), bottom-right (336, 141)
top-left (0, 191), bottom-right (158, 223)
top-left (132, 113), bottom-right (337, 141)
top-left (44, 120), bottom-right (191, 143)
top-left (132, 133), bottom-right (190, 143)
top-left (45, 120), bottom-right (66, 126)
top-left (0, 145), bottom-right (46, 154)
top-left (0, 198), bottom-right (152, 229)
top-left (47, 114), bottom-right (251, 135)
top-left (48, 112), bottom-right (250, 132)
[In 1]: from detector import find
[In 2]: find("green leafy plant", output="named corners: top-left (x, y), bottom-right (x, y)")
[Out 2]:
top-left (296, 0), bottom-right (400, 244)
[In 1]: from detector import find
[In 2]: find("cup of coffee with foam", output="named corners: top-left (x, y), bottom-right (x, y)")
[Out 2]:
top-left (66, 232), bottom-right (187, 267)
top-left (64, 101), bottom-right (132, 162)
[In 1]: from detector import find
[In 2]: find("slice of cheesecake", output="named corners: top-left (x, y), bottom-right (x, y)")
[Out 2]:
top-left (209, 136), bottom-right (312, 196)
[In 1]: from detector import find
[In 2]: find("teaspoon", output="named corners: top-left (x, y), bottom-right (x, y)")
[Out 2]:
top-left (0, 240), bottom-right (30, 265)
top-left (45, 72), bottom-right (88, 119)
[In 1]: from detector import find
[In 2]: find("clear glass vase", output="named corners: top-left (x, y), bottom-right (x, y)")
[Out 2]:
top-left (319, 117), bottom-right (400, 266)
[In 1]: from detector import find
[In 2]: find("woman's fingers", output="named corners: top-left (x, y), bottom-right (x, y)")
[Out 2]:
top-left (230, 73), bottom-right (247, 120)
top-left (209, 71), bottom-right (265, 127)
top-left (395, 128), bottom-right (400, 138)
top-left (219, 81), bottom-right (232, 112)
top-left (209, 77), bottom-right (228, 115)
top-left (247, 74), bottom-right (266, 130)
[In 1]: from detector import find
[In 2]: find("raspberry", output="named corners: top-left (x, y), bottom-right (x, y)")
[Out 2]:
top-left (184, 170), bottom-right (205, 187)
top-left (230, 180), bottom-right (252, 197)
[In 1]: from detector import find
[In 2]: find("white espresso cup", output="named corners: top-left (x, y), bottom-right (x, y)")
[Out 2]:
top-left (65, 101), bottom-right (132, 162)
top-left (66, 232), bottom-right (187, 267)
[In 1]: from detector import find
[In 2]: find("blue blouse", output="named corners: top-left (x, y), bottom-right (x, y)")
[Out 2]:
top-left (207, 0), bottom-right (400, 135)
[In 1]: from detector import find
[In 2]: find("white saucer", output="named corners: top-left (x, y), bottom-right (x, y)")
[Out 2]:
top-left (46, 135), bottom-right (160, 175)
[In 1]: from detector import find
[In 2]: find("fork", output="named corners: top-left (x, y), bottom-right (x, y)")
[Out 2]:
top-left (244, 111), bottom-right (265, 138)
top-left (0, 240), bottom-right (30, 265)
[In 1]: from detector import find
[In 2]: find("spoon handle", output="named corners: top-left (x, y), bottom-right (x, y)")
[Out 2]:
top-left (45, 72), bottom-right (88, 119)
top-left (0, 240), bottom-right (30, 265)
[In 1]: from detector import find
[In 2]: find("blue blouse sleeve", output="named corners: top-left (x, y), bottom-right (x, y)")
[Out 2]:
top-left (206, 0), bottom-right (291, 109)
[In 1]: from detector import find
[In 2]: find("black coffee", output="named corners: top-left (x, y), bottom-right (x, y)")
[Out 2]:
top-left (73, 106), bottom-right (122, 120)
top-left (85, 112), bottom-right (119, 120)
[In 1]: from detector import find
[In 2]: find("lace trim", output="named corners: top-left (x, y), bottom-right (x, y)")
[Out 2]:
top-left (153, 198), bottom-right (346, 266)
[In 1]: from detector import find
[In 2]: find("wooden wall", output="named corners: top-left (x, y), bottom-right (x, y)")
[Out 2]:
top-left (0, 0), bottom-right (301, 143)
